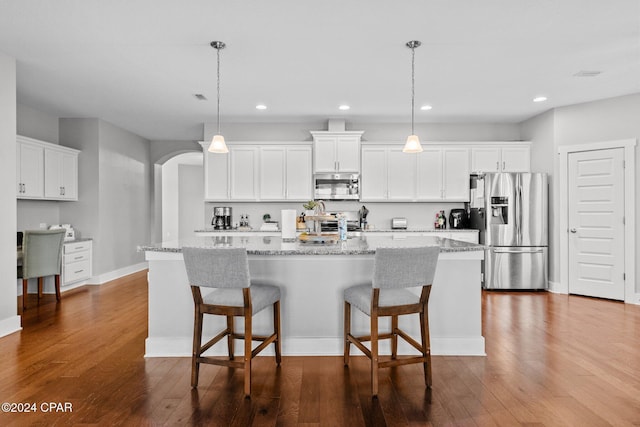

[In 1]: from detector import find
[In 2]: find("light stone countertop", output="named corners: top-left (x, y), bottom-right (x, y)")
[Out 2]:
top-left (141, 234), bottom-right (484, 256)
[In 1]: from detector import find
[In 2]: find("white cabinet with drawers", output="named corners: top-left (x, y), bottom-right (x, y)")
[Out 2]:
top-left (62, 240), bottom-right (93, 286)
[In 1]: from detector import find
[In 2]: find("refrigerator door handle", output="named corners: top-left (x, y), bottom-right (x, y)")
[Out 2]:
top-left (492, 248), bottom-right (545, 254)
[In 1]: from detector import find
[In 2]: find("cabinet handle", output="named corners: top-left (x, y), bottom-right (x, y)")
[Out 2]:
top-left (62, 186), bottom-right (66, 195)
top-left (74, 256), bottom-right (83, 260)
top-left (503, 161), bottom-right (506, 170)
top-left (496, 161), bottom-right (499, 171)
top-left (74, 270), bottom-right (84, 274)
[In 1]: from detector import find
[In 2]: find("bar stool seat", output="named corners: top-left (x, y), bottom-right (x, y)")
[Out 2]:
top-left (344, 284), bottom-right (420, 315)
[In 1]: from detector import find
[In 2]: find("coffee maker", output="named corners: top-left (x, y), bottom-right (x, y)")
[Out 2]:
top-left (212, 207), bottom-right (233, 230)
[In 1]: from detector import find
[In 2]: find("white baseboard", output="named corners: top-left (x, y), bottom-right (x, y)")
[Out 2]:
top-left (144, 335), bottom-right (486, 358)
top-left (0, 315), bottom-right (21, 338)
top-left (88, 262), bottom-right (148, 285)
top-left (548, 280), bottom-right (567, 294)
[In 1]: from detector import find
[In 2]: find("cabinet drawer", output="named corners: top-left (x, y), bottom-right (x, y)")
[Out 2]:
top-left (64, 241), bottom-right (91, 254)
top-left (64, 251), bottom-right (90, 263)
top-left (63, 259), bottom-right (91, 284)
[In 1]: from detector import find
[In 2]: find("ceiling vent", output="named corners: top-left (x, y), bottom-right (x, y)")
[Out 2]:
top-left (573, 70), bottom-right (602, 77)
top-left (194, 94), bottom-right (208, 100)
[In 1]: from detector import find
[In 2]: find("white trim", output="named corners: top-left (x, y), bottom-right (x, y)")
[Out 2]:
top-left (547, 280), bottom-right (567, 294)
top-left (558, 138), bottom-right (636, 304)
top-left (87, 262), bottom-right (148, 285)
top-left (0, 315), bottom-right (21, 338)
top-left (145, 336), bottom-right (486, 358)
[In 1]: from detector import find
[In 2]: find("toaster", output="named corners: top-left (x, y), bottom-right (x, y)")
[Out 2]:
top-left (391, 217), bottom-right (408, 229)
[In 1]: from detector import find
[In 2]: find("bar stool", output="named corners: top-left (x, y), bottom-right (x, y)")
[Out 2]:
top-left (343, 246), bottom-right (440, 397)
top-left (182, 247), bottom-right (281, 398)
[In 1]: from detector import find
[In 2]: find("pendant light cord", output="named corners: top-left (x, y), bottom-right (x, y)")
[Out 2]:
top-left (411, 44), bottom-right (415, 135)
top-left (216, 46), bottom-right (221, 136)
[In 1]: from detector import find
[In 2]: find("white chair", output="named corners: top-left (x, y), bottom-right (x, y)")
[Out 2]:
top-left (182, 247), bottom-right (282, 398)
top-left (343, 246), bottom-right (440, 397)
top-left (17, 229), bottom-right (66, 310)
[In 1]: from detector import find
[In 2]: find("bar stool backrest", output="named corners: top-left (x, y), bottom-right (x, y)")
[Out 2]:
top-left (372, 246), bottom-right (440, 289)
top-left (183, 247), bottom-right (251, 289)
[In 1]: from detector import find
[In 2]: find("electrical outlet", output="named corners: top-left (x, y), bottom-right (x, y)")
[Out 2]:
top-left (39, 223), bottom-right (47, 229)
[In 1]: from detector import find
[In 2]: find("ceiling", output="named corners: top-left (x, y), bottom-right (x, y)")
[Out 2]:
top-left (0, 0), bottom-right (638, 141)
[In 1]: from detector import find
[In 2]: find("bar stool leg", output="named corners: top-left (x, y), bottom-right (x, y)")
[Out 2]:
top-left (55, 275), bottom-right (61, 301)
top-left (420, 307), bottom-right (432, 388)
top-left (22, 279), bottom-right (28, 310)
top-left (371, 312), bottom-right (379, 397)
top-left (391, 315), bottom-right (399, 360)
top-left (343, 302), bottom-right (351, 366)
top-left (191, 307), bottom-right (203, 388)
top-left (226, 315), bottom-right (235, 360)
top-left (273, 301), bottom-right (282, 366)
top-left (244, 311), bottom-right (252, 398)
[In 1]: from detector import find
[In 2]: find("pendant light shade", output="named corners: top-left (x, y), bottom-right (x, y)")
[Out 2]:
top-left (208, 41), bottom-right (229, 154)
top-left (402, 40), bottom-right (423, 154)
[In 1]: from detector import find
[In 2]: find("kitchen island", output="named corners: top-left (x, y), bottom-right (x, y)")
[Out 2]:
top-left (141, 234), bottom-right (485, 357)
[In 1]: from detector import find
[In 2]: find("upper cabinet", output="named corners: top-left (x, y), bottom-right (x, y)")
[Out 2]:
top-left (361, 145), bottom-right (468, 202)
top-left (16, 136), bottom-right (79, 201)
top-left (471, 144), bottom-right (530, 173)
top-left (202, 143), bottom-right (312, 202)
top-left (310, 131), bottom-right (363, 173)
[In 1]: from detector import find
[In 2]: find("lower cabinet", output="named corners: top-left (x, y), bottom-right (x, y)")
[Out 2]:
top-left (62, 240), bottom-right (93, 286)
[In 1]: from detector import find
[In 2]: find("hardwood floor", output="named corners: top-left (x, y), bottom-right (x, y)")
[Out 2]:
top-left (1, 271), bottom-right (640, 426)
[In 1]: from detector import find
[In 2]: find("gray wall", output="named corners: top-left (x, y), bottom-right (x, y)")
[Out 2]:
top-left (60, 118), bottom-right (152, 278)
top-left (203, 121), bottom-right (522, 142)
top-left (0, 52), bottom-right (17, 333)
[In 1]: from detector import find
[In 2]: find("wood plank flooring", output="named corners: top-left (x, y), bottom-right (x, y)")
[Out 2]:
top-left (1, 271), bottom-right (640, 426)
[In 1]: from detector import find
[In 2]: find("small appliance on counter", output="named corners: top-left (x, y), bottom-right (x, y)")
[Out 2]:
top-left (212, 207), bottom-right (233, 230)
top-left (449, 209), bottom-right (469, 229)
top-left (49, 224), bottom-right (75, 241)
top-left (391, 217), bottom-right (408, 230)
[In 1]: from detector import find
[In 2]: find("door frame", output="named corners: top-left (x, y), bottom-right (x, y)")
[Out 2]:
top-left (558, 139), bottom-right (637, 304)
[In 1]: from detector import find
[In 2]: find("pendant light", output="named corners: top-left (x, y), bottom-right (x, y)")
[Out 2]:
top-left (402, 40), bottom-right (423, 153)
top-left (208, 41), bottom-right (229, 153)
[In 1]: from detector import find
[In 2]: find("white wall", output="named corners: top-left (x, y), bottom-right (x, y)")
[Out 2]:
top-left (178, 164), bottom-right (204, 239)
top-left (0, 51), bottom-right (19, 337)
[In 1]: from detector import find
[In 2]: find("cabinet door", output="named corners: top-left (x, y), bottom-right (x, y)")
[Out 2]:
top-left (230, 147), bottom-right (258, 200)
top-left (360, 147), bottom-right (387, 200)
top-left (416, 147), bottom-right (443, 200)
top-left (471, 147), bottom-right (500, 173)
top-left (313, 137), bottom-right (336, 172)
top-left (204, 150), bottom-right (229, 201)
top-left (286, 146), bottom-right (312, 200)
top-left (17, 142), bottom-right (44, 198)
top-left (259, 147), bottom-right (286, 200)
top-left (443, 148), bottom-right (470, 201)
top-left (44, 149), bottom-right (63, 198)
top-left (387, 148), bottom-right (416, 200)
top-left (336, 136), bottom-right (360, 172)
top-left (60, 151), bottom-right (78, 200)
top-left (501, 146), bottom-right (530, 172)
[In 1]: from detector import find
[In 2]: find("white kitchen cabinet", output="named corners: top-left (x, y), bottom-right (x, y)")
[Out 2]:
top-left (471, 144), bottom-right (530, 173)
top-left (44, 147), bottom-right (78, 200)
top-left (387, 147), bottom-right (417, 200)
top-left (230, 146), bottom-right (259, 200)
top-left (311, 131), bottom-right (363, 173)
top-left (203, 147), bottom-right (230, 201)
top-left (17, 135), bottom-right (79, 201)
top-left (416, 147), bottom-right (469, 201)
top-left (285, 146), bottom-right (312, 200)
top-left (16, 138), bottom-right (44, 199)
top-left (259, 147), bottom-right (286, 200)
top-left (62, 240), bottom-right (92, 286)
top-left (360, 147), bottom-right (388, 200)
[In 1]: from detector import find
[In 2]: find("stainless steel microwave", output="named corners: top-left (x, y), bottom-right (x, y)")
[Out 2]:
top-left (313, 173), bottom-right (360, 200)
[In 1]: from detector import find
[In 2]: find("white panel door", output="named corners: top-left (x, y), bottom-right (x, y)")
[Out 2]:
top-left (313, 137), bottom-right (337, 172)
top-left (204, 150), bottom-right (229, 200)
top-left (17, 142), bottom-right (44, 198)
top-left (259, 147), bottom-right (286, 200)
top-left (44, 148), bottom-right (64, 198)
top-left (286, 146), bottom-right (312, 200)
top-left (387, 148), bottom-right (416, 200)
top-left (471, 147), bottom-right (500, 173)
top-left (416, 147), bottom-right (442, 200)
top-left (360, 147), bottom-right (387, 200)
top-left (568, 148), bottom-right (625, 300)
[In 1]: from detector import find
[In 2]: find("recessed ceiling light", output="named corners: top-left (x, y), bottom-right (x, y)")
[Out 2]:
top-left (533, 96), bottom-right (548, 103)
top-left (338, 105), bottom-right (350, 111)
top-left (256, 104), bottom-right (267, 110)
top-left (420, 105), bottom-right (433, 111)
top-left (574, 70), bottom-right (602, 77)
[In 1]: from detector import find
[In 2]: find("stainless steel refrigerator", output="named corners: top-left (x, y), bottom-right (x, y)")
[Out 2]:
top-left (468, 173), bottom-right (548, 290)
